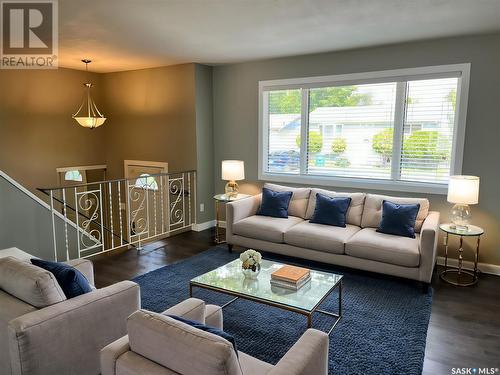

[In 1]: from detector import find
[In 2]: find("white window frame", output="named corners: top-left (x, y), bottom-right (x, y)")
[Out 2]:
top-left (258, 64), bottom-right (470, 194)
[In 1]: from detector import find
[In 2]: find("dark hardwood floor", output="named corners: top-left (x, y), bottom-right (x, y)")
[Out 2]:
top-left (90, 229), bottom-right (500, 375)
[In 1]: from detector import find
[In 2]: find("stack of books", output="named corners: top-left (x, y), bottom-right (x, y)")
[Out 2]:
top-left (270, 265), bottom-right (311, 290)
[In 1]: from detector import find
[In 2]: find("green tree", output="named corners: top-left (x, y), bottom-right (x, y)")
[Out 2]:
top-left (331, 138), bottom-right (347, 155)
top-left (372, 128), bottom-right (393, 164)
top-left (269, 86), bottom-right (372, 114)
top-left (296, 131), bottom-right (323, 154)
top-left (402, 130), bottom-right (448, 161)
top-left (309, 86), bottom-right (372, 112)
top-left (269, 90), bottom-right (301, 114)
top-left (446, 89), bottom-right (457, 111)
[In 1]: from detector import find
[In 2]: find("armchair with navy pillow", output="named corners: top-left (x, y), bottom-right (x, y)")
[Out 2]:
top-left (0, 248), bottom-right (140, 375)
top-left (101, 298), bottom-right (329, 375)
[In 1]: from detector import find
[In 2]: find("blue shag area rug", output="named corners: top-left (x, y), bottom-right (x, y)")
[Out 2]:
top-left (132, 246), bottom-right (432, 375)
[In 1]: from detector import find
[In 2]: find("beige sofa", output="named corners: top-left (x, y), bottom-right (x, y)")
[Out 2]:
top-left (101, 298), bottom-right (329, 375)
top-left (227, 183), bottom-right (440, 285)
top-left (0, 250), bottom-right (140, 375)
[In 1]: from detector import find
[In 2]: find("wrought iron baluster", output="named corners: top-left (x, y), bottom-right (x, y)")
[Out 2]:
top-left (74, 187), bottom-right (81, 258)
top-left (118, 181), bottom-right (124, 246)
top-left (62, 189), bottom-right (70, 261)
top-left (108, 182), bottom-right (114, 249)
top-left (160, 175), bottom-right (165, 233)
top-left (99, 184), bottom-right (104, 251)
top-left (166, 175), bottom-right (171, 232)
top-left (188, 172), bottom-right (191, 226)
top-left (50, 190), bottom-right (57, 261)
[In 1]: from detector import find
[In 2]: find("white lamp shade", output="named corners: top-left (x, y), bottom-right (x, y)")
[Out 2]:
top-left (222, 160), bottom-right (245, 181)
top-left (447, 175), bottom-right (479, 204)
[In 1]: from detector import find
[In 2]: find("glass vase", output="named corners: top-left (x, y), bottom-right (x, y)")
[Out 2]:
top-left (242, 263), bottom-right (261, 279)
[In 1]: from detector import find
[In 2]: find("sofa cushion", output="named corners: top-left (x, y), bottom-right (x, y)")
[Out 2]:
top-left (305, 189), bottom-right (366, 226)
top-left (377, 201), bottom-right (420, 238)
top-left (345, 228), bottom-right (420, 267)
top-left (127, 310), bottom-right (242, 375)
top-left (361, 194), bottom-right (429, 232)
top-left (257, 187), bottom-right (293, 218)
top-left (310, 194), bottom-right (351, 227)
top-left (30, 258), bottom-right (93, 299)
top-left (0, 256), bottom-right (66, 308)
top-left (285, 221), bottom-right (361, 254)
top-left (233, 215), bottom-right (303, 243)
top-left (264, 183), bottom-right (311, 219)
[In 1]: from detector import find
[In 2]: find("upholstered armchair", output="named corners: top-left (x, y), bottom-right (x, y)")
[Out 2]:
top-left (0, 250), bottom-right (140, 375)
top-left (101, 298), bottom-right (329, 375)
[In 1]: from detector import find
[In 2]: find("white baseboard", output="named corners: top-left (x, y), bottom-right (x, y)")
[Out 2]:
top-left (436, 256), bottom-right (500, 276)
top-left (192, 220), bottom-right (216, 232)
top-left (192, 220), bottom-right (226, 231)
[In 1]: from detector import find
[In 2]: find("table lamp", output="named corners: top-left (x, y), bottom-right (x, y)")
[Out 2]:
top-left (447, 175), bottom-right (480, 230)
top-left (222, 160), bottom-right (245, 198)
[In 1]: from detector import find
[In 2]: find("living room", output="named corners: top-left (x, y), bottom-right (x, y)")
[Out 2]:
top-left (0, 1), bottom-right (499, 375)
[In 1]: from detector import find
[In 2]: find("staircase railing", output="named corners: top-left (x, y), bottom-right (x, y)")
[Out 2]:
top-left (38, 170), bottom-right (196, 261)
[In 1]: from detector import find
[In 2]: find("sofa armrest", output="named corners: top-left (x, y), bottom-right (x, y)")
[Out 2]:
top-left (100, 335), bottom-right (131, 375)
top-left (419, 211), bottom-right (440, 283)
top-left (226, 194), bottom-right (261, 242)
top-left (270, 329), bottom-right (329, 375)
top-left (8, 281), bottom-right (140, 375)
top-left (162, 297), bottom-right (206, 323)
top-left (65, 258), bottom-right (94, 286)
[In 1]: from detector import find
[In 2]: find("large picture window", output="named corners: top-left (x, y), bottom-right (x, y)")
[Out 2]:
top-left (259, 64), bottom-right (470, 193)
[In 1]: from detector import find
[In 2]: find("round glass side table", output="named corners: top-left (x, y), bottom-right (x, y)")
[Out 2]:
top-left (439, 223), bottom-right (484, 287)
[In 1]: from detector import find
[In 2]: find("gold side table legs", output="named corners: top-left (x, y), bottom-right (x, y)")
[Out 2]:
top-left (214, 199), bottom-right (225, 244)
top-left (440, 233), bottom-right (481, 287)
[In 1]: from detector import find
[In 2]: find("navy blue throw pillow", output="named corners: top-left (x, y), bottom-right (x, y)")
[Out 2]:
top-left (30, 258), bottom-right (92, 298)
top-left (377, 200), bottom-right (420, 238)
top-left (167, 315), bottom-right (238, 354)
top-left (257, 187), bottom-right (293, 218)
top-left (310, 193), bottom-right (352, 227)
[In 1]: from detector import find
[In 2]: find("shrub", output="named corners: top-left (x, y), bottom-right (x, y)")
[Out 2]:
top-left (331, 138), bottom-right (347, 155)
top-left (372, 128), bottom-right (393, 163)
top-left (402, 130), bottom-right (448, 161)
top-left (296, 131), bottom-right (323, 154)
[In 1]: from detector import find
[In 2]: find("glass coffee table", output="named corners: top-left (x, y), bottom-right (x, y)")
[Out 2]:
top-left (190, 259), bottom-right (343, 334)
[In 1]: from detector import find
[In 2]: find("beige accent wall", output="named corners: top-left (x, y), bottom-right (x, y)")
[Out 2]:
top-left (0, 63), bottom-right (213, 224)
top-left (100, 64), bottom-right (198, 179)
top-left (0, 68), bottom-right (105, 195)
top-left (213, 33), bottom-right (500, 266)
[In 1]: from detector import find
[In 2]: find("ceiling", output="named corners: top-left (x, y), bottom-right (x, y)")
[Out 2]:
top-left (59, 0), bottom-right (500, 73)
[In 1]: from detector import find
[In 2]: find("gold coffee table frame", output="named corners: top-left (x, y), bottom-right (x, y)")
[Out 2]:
top-left (190, 259), bottom-right (343, 335)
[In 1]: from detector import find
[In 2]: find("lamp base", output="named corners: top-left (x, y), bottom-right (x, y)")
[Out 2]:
top-left (225, 181), bottom-right (239, 198)
top-left (450, 204), bottom-right (471, 231)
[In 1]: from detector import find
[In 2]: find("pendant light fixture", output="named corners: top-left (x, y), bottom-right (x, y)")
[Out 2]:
top-left (72, 59), bottom-right (106, 129)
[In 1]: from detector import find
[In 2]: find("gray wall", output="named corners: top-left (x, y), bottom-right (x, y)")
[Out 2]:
top-left (213, 33), bottom-right (500, 266)
top-left (0, 175), bottom-right (80, 260)
top-left (194, 64), bottom-right (216, 223)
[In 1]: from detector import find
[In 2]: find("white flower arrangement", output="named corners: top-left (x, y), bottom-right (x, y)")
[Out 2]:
top-left (240, 249), bottom-right (262, 272)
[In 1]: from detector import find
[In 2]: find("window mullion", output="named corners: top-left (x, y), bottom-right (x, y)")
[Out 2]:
top-left (391, 82), bottom-right (407, 181)
top-left (299, 88), bottom-right (309, 175)
top-left (263, 92), bottom-right (270, 173)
